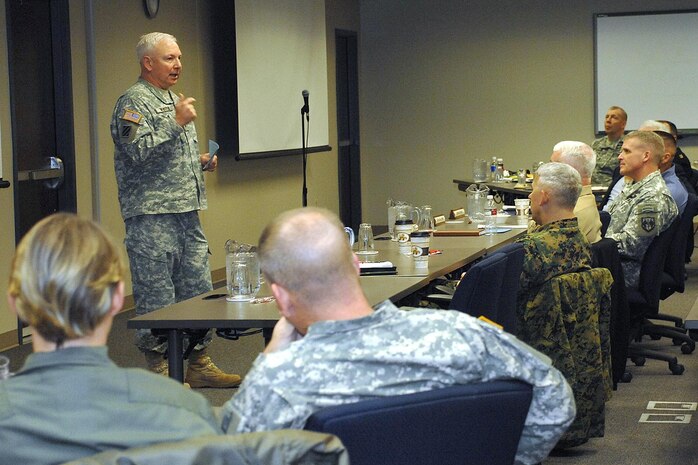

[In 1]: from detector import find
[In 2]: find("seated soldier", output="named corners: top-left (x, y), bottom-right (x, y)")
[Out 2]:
top-left (221, 207), bottom-right (576, 465)
top-left (1, 213), bottom-right (220, 464)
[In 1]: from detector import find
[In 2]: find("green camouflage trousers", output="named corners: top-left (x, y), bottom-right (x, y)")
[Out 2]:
top-left (125, 211), bottom-right (213, 353)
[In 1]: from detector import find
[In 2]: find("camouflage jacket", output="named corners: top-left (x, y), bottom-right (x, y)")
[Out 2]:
top-left (591, 135), bottom-right (624, 187)
top-left (605, 170), bottom-right (678, 288)
top-left (221, 301), bottom-right (576, 465)
top-left (516, 217), bottom-right (592, 303)
top-left (111, 79), bottom-right (207, 220)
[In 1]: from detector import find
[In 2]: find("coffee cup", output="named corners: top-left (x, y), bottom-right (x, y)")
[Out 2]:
top-left (395, 219), bottom-right (414, 255)
top-left (514, 198), bottom-right (530, 225)
top-left (410, 231), bottom-right (430, 268)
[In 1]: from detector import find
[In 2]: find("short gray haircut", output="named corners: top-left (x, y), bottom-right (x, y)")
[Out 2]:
top-left (535, 162), bottom-right (582, 209)
top-left (136, 32), bottom-right (177, 62)
top-left (552, 141), bottom-right (596, 180)
top-left (639, 120), bottom-right (671, 133)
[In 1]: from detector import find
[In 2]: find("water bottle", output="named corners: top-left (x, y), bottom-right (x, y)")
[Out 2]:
top-left (490, 157), bottom-right (497, 181)
top-left (484, 195), bottom-right (497, 235)
top-left (494, 158), bottom-right (504, 181)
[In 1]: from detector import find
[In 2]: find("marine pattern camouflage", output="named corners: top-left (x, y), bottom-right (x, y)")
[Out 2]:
top-left (591, 135), bottom-right (624, 187)
top-left (605, 170), bottom-right (678, 288)
top-left (518, 268), bottom-right (613, 448)
top-left (125, 206), bottom-right (213, 353)
top-left (111, 78), bottom-right (206, 220)
top-left (221, 301), bottom-right (576, 465)
top-left (516, 218), bottom-right (593, 301)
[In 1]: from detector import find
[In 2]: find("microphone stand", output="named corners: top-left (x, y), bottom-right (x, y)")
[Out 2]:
top-left (301, 105), bottom-right (309, 207)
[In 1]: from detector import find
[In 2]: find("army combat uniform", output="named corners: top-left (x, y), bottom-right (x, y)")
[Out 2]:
top-left (605, 170), bottom-right (678, 288)
top-left (0, 346), bottom-right (220, 465)
top-left (111, 78), bottom-right (212, 353)
top-left (221, 301), bottom-right (576, 465)
top-left (591, 135), bottom-right (624, 187)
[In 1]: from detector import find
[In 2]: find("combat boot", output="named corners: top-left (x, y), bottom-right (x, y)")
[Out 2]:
top-left (144, 351), bottom-right (168, 376)
top-left (185, 349), bottom-right (242, 388)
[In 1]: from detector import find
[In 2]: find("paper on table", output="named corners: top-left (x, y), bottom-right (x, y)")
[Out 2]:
top-left (359, 261), bottom-right (395, 268)
top-left (203, 139), bottom-right (219, 170)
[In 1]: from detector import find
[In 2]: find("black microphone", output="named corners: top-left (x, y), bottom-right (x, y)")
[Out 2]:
top-left (301, 90), bottom-right (309, 117)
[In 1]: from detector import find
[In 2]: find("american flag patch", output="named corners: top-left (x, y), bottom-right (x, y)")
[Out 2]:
top-left (122, 109), bottom-right (142, 124)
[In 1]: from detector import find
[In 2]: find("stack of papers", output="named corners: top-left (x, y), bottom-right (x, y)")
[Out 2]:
top-left (359, 261), bottom-right (397, 276)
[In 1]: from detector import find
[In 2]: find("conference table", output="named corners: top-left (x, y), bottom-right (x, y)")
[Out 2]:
top-left (127, 222), bottom-right (526, 382)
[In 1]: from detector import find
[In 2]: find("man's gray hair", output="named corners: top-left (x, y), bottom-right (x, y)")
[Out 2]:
top-left (639, 120), bottom-right (671, 133)
top-left (552, 141), bottom-right (596, 180)
top-left (536, 162), bottom-right (582, 209)
top-left (136, 32), bottom-right (177, 62)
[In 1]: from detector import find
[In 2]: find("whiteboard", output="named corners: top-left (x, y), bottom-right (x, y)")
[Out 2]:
top-left (595, 10), bottom-right (698, 134)
top-left (235, 0), bottom-right (329, 157)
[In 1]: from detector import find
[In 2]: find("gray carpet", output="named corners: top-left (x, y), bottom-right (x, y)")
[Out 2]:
top-left (4, 256), bottom-right (698, 464)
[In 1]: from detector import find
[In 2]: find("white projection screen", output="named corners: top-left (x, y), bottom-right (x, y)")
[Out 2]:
top-left (595, 10), bottom-right (698, 135)
top-left (235, 0), bottom-right (330, 157)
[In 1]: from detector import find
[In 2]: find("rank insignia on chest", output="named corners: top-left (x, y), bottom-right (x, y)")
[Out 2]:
top-left (641, 216), bottom-right (656, 233)
top-left (121, 109), bottom-right (142, 124)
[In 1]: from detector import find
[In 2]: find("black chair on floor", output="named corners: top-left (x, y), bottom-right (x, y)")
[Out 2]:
top-left (448, 252), bottom-right (508, 325)
top-left (599, 210), bottom-right (611, 237)
top-left (591, 238), bottom-right (630, 389)
top-left (304, 381), bottom-right (533, 465)
top-left (643, 193), bottom-right (698, 354)
top-left (626, 217), bottom-right (685, 375)
top-left (491, 242), bottom-right (525, 334)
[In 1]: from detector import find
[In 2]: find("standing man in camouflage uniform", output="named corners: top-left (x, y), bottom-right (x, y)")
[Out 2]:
top-left (592, 106), bottom-right (627, 187)
top-left (605, 131), bottom-right (678, 288)
top-left (111, 32), bottom-right (240, 388)
top-left (220, 207), bottom-right (576, 465)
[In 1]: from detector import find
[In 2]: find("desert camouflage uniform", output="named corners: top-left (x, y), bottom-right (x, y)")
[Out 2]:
top-left (605, 170), bottom-right (678, 288)
top-left (111, 78), bottom-right (212, 353)
top-left (221, 301), bottom-right (576, 465)
top-left (591, 135), bottom-right (624, 187)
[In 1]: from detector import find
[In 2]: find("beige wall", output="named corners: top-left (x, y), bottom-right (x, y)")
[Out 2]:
top-left (359, 0), bottom-right (698, 223)
top-left (0, 0), bottom-right (359, 348)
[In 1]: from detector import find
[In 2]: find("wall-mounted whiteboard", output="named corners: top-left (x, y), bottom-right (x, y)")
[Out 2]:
top-left (595, 10), bottom-right (698, 134)
top-left (235, 0), bottom-right (329, 158)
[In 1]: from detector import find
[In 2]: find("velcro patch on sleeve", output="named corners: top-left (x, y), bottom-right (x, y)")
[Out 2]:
top-left (121, 109), bottom-right (142, 124)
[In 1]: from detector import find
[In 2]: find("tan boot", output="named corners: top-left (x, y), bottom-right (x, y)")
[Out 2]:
top-left (185, 350), bottom-right (242, 388)
top-left (144, 351), bottom-right (168, 376)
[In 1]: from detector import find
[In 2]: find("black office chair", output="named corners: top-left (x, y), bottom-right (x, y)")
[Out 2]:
top-left (491, 242), bottom-right (525, 334)
top-left (599, 210), bottom-right (611, 237)
top-left (642, 193), bottom-right (698, 354)
top-left (448, 252), bottom-right (508, 325)
top-left (591, 238), bottom-right (630, 388)
top-left (304, 381), bottom-right (533, 465)
top-left (626, 218), bottom-right (685, 375)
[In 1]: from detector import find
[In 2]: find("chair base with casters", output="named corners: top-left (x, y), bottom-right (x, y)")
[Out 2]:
top-left (304, 381), bottom-right (533, 465)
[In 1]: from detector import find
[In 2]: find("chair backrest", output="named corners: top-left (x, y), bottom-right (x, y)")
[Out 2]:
top-left (492, 242), bottom-right (525, 333)
top-left (448, 252), bottom-right (508, 324)
top-left (662, 193), bottom-right (698, 296)
top-left (591, 238), bottom-right (629, 389)
top-left (304, 381), bottom-right (533, 465)
top-left (632, 217), bottom-right (681, 314)
top-left (59, 431), bottom-right (349, 465)
top-left (599, 210), bottom-right (611, 237)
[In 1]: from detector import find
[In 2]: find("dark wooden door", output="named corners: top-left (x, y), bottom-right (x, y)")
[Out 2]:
top-left (6, 0), bottom-right (76, 343)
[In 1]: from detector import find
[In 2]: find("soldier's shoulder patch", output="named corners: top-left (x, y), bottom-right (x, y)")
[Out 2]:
top-left (640, 216), bottom-right (656, 234)
top-left (121, 109), bottom-right (142, 124)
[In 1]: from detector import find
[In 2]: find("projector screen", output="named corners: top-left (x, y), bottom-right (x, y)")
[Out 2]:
top-left (595, 10), bottom-right (698, 135)
top-left (234, 0), bottom-right (330, 159)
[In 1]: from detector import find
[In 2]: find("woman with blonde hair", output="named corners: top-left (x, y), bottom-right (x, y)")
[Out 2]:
top-left (1, 213), bottom-right (220, 465)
